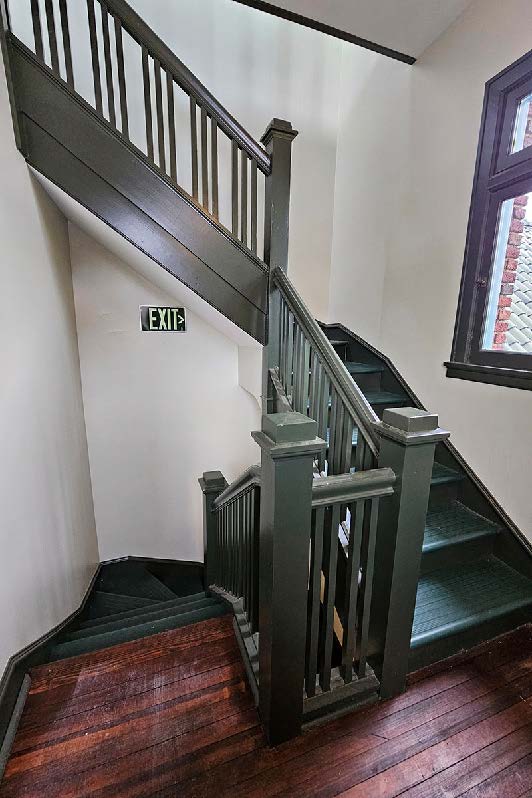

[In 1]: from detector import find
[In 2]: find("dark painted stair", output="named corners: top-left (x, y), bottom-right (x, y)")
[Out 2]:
top-left (49, 561), bottom-right (228, 662)
top-left (322, 323), bottom-right (532, 670)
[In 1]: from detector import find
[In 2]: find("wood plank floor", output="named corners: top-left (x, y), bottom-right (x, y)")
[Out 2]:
top-left (1, 618), bottom-right (531, 797)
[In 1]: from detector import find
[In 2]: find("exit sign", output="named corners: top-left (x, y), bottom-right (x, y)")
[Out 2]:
top-left (140, 306), bottom-right (186, 332)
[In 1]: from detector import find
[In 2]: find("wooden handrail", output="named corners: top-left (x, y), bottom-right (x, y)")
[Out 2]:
top-left (272, 267), bottom-right (380, 455)
top-left (103, 0), bottom-right (271, 174)
top-left (312, 467), bottom-right (395, 507)
top-left (213, 464), bottom-right (261, 509)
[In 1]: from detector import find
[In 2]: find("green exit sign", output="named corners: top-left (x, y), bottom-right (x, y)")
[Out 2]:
top-left (140, 306), bottom-right (186, 332)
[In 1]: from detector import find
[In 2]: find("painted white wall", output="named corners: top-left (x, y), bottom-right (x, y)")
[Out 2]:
top-left (328, 0), bottom-right (532, 542)
top-left (69, 226), bottom-right (261, 562)
top-left (0, 70), bottom-right (98, 675)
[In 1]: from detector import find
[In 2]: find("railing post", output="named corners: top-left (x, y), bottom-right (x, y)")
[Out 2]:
top-left (199, 470), bottom-right (227, 588)
top-left (370, 408), bottom-right (450, 699)
top-left (261, 119), bottom-right (298, 414)
top-left (252, 412), bottom-right (325, 745)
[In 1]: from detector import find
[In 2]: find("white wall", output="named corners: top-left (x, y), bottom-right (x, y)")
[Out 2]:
top-left (0, 70), bottom-right (98, 675)
top-left (329, 0), bottom-right (532, 541)
top-left (69, 226), bottom-right (261, 563)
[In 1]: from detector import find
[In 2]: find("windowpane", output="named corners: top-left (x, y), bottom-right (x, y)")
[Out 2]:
top-left (482, 192), bottom-right (532, 353)
top-left (511, 93), bottom-right (532, 153)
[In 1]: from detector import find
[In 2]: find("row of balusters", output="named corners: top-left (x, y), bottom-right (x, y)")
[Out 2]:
top-left (214, 486), bottom-right (260, 634)
top-left (23, 0), bottom-right (264, 255)
top-left (306, 493), bottom-right (380, 696)
top-left (278, 297), bottom-right (375, 476)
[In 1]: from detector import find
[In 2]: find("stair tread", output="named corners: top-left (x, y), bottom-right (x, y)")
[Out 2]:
top-left (50, 603), bottom-right (228, 661)
top-left (344, 361), bottom-right (385, 374)
top-left (77, 591), bottom-right (209, 631)
top-left (431, 462), bottom-right (465, 486)
top-left (87, 591), bottom-right (160, 618)
top-left (328, 339), bottom-right (348, 347)
top-left (423, 500), bottom-right (499, 551)
top-left (96, 565), bottom-right (176, 601)
top-left (364, 390), bottom-right (408, 405)
top-left (65, 596), bottom-right (217, 641)
top-left (411, 558), bottom-right (532, 647)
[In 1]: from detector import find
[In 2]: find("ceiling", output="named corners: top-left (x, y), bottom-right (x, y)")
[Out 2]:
top-left (251, 0), bottom-right (473, 59)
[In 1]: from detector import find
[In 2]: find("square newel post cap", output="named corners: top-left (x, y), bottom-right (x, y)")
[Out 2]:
top-left (199, 471), bottom-right (227, 494)
top-left (252, 412), bottom-right (326, 458)
top-left (375, 407), bottom-right (450, 446)
top-left (261, 118), bottom-right (299, 146)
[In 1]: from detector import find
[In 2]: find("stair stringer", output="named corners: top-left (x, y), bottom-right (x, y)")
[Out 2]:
top-left (320, 321), bottom-right (532, 580)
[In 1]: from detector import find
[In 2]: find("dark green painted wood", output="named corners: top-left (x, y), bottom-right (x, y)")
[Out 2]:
top-left (369, 408), bottom-right (450, 699)
top-left (252, 413), bottom-right (325, 745)
top-left (199, 471), bottom-right (227, 588)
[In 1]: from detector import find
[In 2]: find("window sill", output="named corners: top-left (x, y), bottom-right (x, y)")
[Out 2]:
top-left (444, 361), bottom-right (532, 390)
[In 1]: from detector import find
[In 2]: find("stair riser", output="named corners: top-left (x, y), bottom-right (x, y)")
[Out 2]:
top-left (409, 607), bottom-right (531, 672)
top-left (79, 592), bottom-right (208, 630)
top-left (349, 372), bottom-right (382, 395)
top-left (420, 534), bottom-right (497, 575)
top-left (428, 482), bottom-right (461, 505)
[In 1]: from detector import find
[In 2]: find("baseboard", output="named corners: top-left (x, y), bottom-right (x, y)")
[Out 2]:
top-left (99, 555), bottom-right (204, 569)
top-left (0, 563), bottom-right (101, 757)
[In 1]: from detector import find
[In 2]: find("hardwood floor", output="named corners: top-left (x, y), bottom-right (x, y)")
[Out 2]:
top-left (1, 618), bottom-right (531, 797)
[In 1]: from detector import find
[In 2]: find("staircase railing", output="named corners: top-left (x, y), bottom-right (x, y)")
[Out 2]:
top-left (4, 0), bottom-right (270, 259)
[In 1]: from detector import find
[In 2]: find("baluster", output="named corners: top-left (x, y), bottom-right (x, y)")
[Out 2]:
top-left (240, 150), bottom-right (248, 245)
top-left (251, 160), bottom-right (258, 254)
top-left (308, 352), bottom-right (319, 422)
top-left (292, 325), bottom-right (301, 411)
top-left (250, 488), bottom-right (259, 633)
top-left (231, 140), bottom-right (238, 236)
top-left (200, 107), bottom-right (209, 210)
top-left (166, 72), bottom-right (177, 182)
top-left (153, 59), bottom-right (165, 172)
top-left (211, 118), bottom-right (219, 218)
top-left (333, 403), bottom-right (345, 475)
top-left (190, 97), bottom-right (198, 200)
top-left (86, 0), bottom-right (102, 114)
top-left (285, 310), bottom-right (294, 402)
top-left (44, 0), bottom-right (59, 75)
top-left (242, 492), bottom-right (248, 612)
top-left (237, 496), bottom-right (244, 598)
top-left (30, 0), bottom-right (44, 62)
top-left (142, 46), bottom-right (154, 161)
top-left (58, 0), bottom-right (74, 87)
top-left (320, 504), bottom-right (340, 691)
top-left (100, 3), bottom-right (116, 127)
top-left (355, 433), bottom-right (366, 473)
top-left (328, 389), bottom-right (338, 476)
top-left (114, 18), bottom-right (128, 138)
top-left (227, 502), bottom-right (233, 595)
top-left (305, 506), bottom-right (324, 697)
top-left (301, 339), bottom-right (311, 417)
top-left (317, 371), bottom-right (330, 474)
top-left (341, 413), bottom-right (355, 475)
top-left (340, 499), bottom-right (364, 682)
top-left (357, 498), bottom-right (379, 677)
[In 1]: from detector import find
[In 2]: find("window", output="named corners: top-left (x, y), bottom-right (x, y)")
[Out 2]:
top-left (447, 49), bottom-right (532, 389)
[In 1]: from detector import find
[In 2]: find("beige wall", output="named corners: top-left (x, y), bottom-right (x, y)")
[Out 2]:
top-left (0, 71), bottom-right (98, 674)
top-left (329, 0), bottom-right (532, 542)
top-left (69, 226), bottom-right (261, 563)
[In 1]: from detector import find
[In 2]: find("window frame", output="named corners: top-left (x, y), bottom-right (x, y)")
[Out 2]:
top-left (447, 49), bottom-right (532, 390)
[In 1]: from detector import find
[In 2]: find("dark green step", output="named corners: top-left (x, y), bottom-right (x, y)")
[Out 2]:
top-left (49, 602), bottom-right (228, 661)
top-left (363, 391), bottom-right (408, 406)
top-left (64, 596), bottom-right (217, 642)
top-left (430, 462), bottom-right (465, 486)
top-left (95, 566), bottom-right (177, 602)
top-left (344, 361), bottom-right (385, 375)
top-left (411, 557), bottom-right (532, 651)
top-left (328, 339), bottom-right (348, 348)
top-left (78, 591), bottom-right (208, 631)
top-left (423, 501), bottom-right (499, 553)
top-left (87, 591), bottom-right (160, 619)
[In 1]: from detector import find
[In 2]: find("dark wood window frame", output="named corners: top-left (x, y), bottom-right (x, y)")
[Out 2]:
top-left (446, 49), bottom-right (532, 390)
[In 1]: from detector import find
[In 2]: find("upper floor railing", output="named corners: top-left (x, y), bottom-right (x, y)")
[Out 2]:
top-left (5, 0), bottom-right (270, 259)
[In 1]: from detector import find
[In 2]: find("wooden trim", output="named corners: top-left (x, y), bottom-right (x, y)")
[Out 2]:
top-left (230, 0), bottom-right (416, 66)
top-left (0, 564), bottom-right (101, 757)
top-left (312, 468), bottom-right (395, 507)
top-left (214, 465), bottom-right (261, 510)
top-left (445, 360), bottom-right (532, 390)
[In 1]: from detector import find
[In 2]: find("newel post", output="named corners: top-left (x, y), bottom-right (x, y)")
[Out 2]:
top-left (261, 119), bottom-right (298, 414)
top-left (252, 412), bottom-right (325, 745)
top-left (370, 408), bottom-right (450, 699)
top-left (198, 471), bottom-right (227, 588)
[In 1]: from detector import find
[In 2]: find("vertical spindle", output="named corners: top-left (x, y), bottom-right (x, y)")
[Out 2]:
top-left (251, 160), bottom-right (258, 255)
top-left (240, 150), bottom-right (248, 245)
top-left (141, 46), bottom-right (154, 161)
top-left (114, 18), bottom-right (129, 138)
top-left (166, 72), bottom-right (177, 182)
top-left (44, 0), bottom-right (59, 75)
top-left (200, 107), bottom-right (209, 210)
top-left (86, 0), bottom-right (102, 114)
top-left (211, 118), bottom-right (219, 218)
top-left (58, 0), bottom-right (74, 87)
top-left (190, 97), bottom-right (199, 200)
top-left (154, 58), bottom-right (166, 172)
top-left (100, 3), bottom-right (116, 127)
top-left (231, 140), bottom-right (239, 236)
top-left (30, 0), bottom-right (44, 62)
